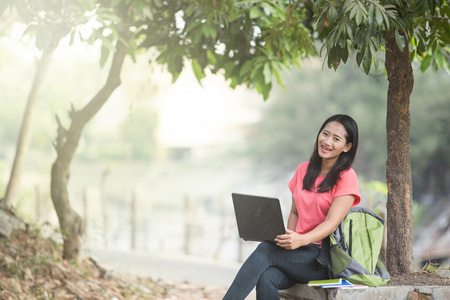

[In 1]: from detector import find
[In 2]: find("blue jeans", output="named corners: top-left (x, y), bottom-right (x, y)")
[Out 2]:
top-left (223, 242), bottom-right (328, 300)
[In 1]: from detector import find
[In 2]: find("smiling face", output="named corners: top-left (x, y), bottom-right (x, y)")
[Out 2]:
top-left (317, 121), bottom-right (353, 165)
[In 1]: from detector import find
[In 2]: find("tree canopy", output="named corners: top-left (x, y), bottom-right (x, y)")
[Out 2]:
top-left (314, 0), bottom-right (450, 73)
top-left (5, 1), bottom-right (447, 97)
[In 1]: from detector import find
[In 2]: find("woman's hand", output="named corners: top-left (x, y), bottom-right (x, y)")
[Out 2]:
top-left (275, 229), bottom-right (310, 250)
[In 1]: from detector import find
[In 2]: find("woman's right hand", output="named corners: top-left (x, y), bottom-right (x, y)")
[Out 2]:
top-left (275, 229), bottom-right (310, 250)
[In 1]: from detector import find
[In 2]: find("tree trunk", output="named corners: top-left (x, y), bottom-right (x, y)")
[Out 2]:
top-left (51, 30), bottom-right (130, 260)
top-left (4, 49), bottom-right (53, 208)
top-left (385, 31), bottom-right (414, 274)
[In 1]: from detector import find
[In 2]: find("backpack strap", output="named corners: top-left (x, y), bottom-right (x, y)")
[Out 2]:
top-left (316, 235), bottom-right (334, 278)
top-left (316, 235), bottom-right (330, 267)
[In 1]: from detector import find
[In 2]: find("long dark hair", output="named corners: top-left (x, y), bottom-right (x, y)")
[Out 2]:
top-left (303, 114), bottom-right (359, 193)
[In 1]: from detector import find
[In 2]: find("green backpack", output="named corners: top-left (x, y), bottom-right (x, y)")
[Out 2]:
top-left (316, 207), bottom-right (390, 287)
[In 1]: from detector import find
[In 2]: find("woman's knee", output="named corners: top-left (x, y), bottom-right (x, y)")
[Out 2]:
top-left (256, 241), bottom-right (277, 255)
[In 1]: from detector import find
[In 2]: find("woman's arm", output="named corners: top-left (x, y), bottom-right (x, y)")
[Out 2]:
top-left (275, 195), bottom-right (355, 250)
top-left (286, 196), bottom-right (298, 232)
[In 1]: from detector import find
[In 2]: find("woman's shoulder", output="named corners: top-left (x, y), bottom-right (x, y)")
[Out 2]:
top-left (299, 161), bottom-right (309, 169)
top-left (294, 161), bottom-right (309, 174)
top-left (290, 161), bottom-right (309, 177)
top-left (341, 167), bottom-right (357, 177)
top-left (339, 167), bottom-right (358, 182)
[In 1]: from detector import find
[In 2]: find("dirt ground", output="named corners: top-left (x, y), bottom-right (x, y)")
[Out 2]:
top-left (0, 228), bottom-right (448, 300)
top-left (0, 229), bottom-right (227, 299)
top-left (387, 256), bottom-right (450, 286)
top-left (388, 272), bottom-right (450, 286)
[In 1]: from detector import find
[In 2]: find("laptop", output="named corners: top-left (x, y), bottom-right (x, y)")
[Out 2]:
top-left (232, 193), bottom-right (286, 242)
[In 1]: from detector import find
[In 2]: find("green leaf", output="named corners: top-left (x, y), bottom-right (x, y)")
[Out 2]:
top-left (329, 46), bottom-right (341, 70)
top-left (338, 35), bottom-right (347, 48)
top-left (313, 10), bottom-right (326, 30)
top-left (274, 71), bottom-right (284, 89)
top-left (417, 39), bottom-right (426, 56)
top-left (368, 41), bottom-right (378, 69)
top-left (349, 5), bottom-right (359, 20)
top-left (229, 9), bottom-right (246, 22)
top-left (192, 59), bottom-right (205, 83)
top-left (263, 63), bottom-right (272, 84)
top-left (249, 6), bottom-right (263, 19)
top-left (345, 23), bottom-right (353, 38)
top-left (382, 8), bottom-right (390, 29)
top-left (394, 30), bottom-right (406, 52)
top-left (259, 2), bottom-right (283, 20)
top-left (341, 46), bottom-right (349, 63)
top-left (355, 8), bottom-right (363, 26)
top-left (327, 52), bottom-right (333, 69)
top-left (375, 7), bottom-right (383, 25)
top-left (343, 0), bottom-right (357, 14)
top-left (368, 4), bottom-right (375, 25)
top-left (250, 64), bottom-right (263, 84)
top-left (271, 60), bottom-right (285, 73)
top-left (201, 23), bottom-right (217, 39)
top-left (193, 27), bottom-right (203, 43)
top-left (409, 50), bottom-right (415, 62)
top-left (127, 38), bottom-right (137, 63)
top-left (257, 81), bottom-right (272, 100)
top-left (185, 20), bottom-right (201, 33)
top-left (356, 48), bottom-right (364, 67)
top-left (186, 4), bottom-right (196, 17)
top-left (239, 60), bottom-right (253, 77)
top-left (100, 35), bottom-right (115, 52)
top-left (206, 50), bottom-right (217, 65)
top-left (443, 57), bottom-right (450, 72)
top-left (229, 77), bottom-right (238, 89)
top-left (357, 1), bottom-right (369, 15)
top-left (362, 46), bottom-right (372, 74)
top-left (420, 55), bottom-right (432, 72)
top-left (414, 0), bottom-right (427, 15)
top-left (435, 50), bottom-right (444, 69)
top-left (167, 55), bottom-right (183, 82)
top-left (328, 6), bottom-right (338, 26)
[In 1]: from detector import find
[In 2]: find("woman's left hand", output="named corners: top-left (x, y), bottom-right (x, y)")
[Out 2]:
top-left (275, 229), bottom-right (310, 250)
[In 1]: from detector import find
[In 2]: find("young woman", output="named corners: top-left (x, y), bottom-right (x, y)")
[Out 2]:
top-left (223, 114), bottom-right (361, 300)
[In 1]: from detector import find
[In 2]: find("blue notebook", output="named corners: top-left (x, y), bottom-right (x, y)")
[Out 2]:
top-left (321, 280), bottom-right (354, 288)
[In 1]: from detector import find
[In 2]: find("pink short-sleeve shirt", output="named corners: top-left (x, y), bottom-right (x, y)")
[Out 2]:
top-left (288, 162), bottom-right (361, 238)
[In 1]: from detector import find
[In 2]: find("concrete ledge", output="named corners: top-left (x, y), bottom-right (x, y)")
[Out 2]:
top-left (279, 284), bottom-right (450, 300)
